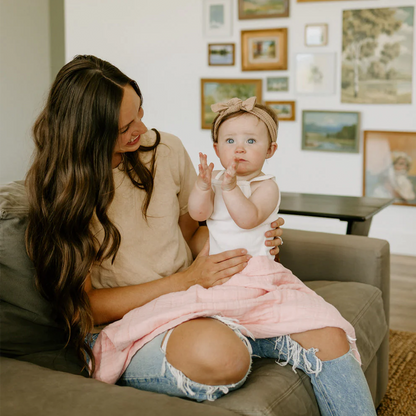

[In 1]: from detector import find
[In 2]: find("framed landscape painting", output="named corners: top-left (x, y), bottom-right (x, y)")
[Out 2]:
top-left (208, 43), bottom-right (235, 66)
top-left (266, 101), bottom-right (296, 121)
top-left (363, 131), bottom-right (416, 206)
top-left (238, 0), bottom-right (289, 19)
top-left (342, 6), bottom-right (414, 104)
top-left (241, 28), bottom-right (288, 71)
top-left (302, 110), bottom-right (360, 153)
top-left (201, 78), bottom-right (262, 129)
top-left (267, 77), bottom-right (289, 92)
top-left (203, 0), bottom-right (232, 37)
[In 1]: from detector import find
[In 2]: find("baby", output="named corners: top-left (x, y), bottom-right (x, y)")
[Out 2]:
top-left (188, 96), bottom-right (280, 259)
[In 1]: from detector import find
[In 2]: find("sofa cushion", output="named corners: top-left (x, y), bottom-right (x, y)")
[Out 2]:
top-left (0, 356), bottom-right (239, 416)
top-left (207, 280), bottom-right (387, 416)
top-left (0, 181), bottom-right (84, 375)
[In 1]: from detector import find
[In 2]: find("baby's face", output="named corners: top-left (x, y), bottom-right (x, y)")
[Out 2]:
top-left (394, 157), bottom-right (409, 172)
top-left (214, 113), bottom-right (276, 179)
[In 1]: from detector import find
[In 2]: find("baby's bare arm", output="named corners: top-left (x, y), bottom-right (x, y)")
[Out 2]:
top-left (223, 179), bottom-right (279, 229)
top-left (188, 153), bottom-right (215, 221)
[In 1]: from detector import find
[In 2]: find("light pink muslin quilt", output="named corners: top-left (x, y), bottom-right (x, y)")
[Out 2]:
top-left (92, 256), bottom-right (359, 383)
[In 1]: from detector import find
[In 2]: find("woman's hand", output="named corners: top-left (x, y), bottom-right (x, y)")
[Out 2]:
top-left (265, 217), bottom-right (285, 256)
top-left (196, 153), bottom-right (214, 191)
top-left (179, 240), bottom-right (251, 289)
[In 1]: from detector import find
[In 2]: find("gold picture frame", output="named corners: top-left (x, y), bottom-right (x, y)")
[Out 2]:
top-left (305, 23), bottom-right (328, 47)
top-left (363, 130), bottom-right (416, 207)
top-left (241, 28), bottom-right (288, 71)
top-left (238, 0), bottom-right (289, 19)
top-left (265, 101), bottom-right (296, 121)
top-left (208, 43), bottom-right (235, 66)
top-left (298, 0), bottom-right (360, 2)
top-left (200, 78), bottom-right (262, 129)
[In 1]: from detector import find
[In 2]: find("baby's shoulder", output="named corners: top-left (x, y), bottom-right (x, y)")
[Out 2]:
top-left (251, 176), bottom-right (279, 194)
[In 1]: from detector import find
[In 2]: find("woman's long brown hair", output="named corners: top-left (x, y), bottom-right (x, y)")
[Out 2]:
top-left (25, 55), bottom-right (159, 374)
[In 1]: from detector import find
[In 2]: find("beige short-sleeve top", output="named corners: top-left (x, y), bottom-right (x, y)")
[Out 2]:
top-left (90, 130), bottom-right (196, 289)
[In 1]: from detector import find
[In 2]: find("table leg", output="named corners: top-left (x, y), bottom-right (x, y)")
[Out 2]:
top-left (346, 218), bottom-right (373, 236)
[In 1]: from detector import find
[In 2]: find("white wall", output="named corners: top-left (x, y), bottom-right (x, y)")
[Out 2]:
top-left (64, 0), bottom-right (416, 256)
top-left (0, 0), bottom-right (51, 183)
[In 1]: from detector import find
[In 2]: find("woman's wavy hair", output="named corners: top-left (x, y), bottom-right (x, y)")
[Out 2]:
top-left (25, 55), bottom-right (160, 375)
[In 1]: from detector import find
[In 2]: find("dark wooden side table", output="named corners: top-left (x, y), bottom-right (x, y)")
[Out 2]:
top-left (279, 193), bottom-right (394, 236)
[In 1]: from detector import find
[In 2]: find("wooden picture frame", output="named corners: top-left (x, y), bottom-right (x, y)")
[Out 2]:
top-left (208, 43), bottom-right (235, 66)
top-left (241, 28), bottom-right (288, 71)
top-left (203, 0), bottom-right (232, 37)
top-left (201, 78), bottom-right (262, 129)
top-left (305, 24), bottom-right (328, 47)
top-left (363, 130), bottom-right (416, 206)
top-left (265, 101), bottom-right (295, 121)
top-left (302, 110), bottom-right (360, 153)
top-left (238, 0), bottom-right (289, 19)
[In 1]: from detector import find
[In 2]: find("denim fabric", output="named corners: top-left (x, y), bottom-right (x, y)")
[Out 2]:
top-left (88, 330), bottom-right (249, 402)
top-left (88, 331), bottom-right (376, 414)
top-left (249, 336), bottom-right (377, 416)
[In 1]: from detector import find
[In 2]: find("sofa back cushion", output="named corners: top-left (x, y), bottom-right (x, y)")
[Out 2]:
top-left (0, 181), bottom-right (84, 374)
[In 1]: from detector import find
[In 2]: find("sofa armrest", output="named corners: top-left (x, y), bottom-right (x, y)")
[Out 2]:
top-left (280, 229), bottom-right (390, 324)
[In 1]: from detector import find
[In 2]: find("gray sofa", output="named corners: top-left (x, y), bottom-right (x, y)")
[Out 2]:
top-left (0, 181), bottom-right (389, 416)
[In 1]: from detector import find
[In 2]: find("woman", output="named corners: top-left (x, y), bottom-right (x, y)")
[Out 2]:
top-left (26, 56), bottom-right (375, 415)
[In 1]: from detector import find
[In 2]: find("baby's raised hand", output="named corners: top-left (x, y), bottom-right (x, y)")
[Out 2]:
top-left (196, 152), bottom-right (214, 191)
top-left (222, 158), bottom-right (239, 191)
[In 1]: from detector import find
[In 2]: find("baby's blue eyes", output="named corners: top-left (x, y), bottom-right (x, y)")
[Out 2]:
top-left (225, 138), bottom-right (256, 144)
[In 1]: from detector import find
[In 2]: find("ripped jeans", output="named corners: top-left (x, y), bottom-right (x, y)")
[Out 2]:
top-left (87, 321), bottom-right (376, 416)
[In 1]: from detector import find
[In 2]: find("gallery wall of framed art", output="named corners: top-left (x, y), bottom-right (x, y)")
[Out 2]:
top-left (64, 0), bottom-right (416, 255)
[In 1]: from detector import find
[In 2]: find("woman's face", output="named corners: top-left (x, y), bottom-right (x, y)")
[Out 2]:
top-left (112, 84), bottom-right (148, 168)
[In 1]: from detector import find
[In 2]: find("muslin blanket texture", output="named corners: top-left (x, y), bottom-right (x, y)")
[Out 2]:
top-left (92, 256), bottom-right (359, 383)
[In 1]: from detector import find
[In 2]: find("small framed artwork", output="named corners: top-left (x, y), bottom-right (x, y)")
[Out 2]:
top-left (265, 101), bottom-right (296, 121)
top-left (208, 43), bottom-right (235, 66)
top-left (238, 0), bottom-right (289, 19)
top-left (305, 24), bottom-right (328, 46)
top-left (267, 77), bottom-right (289, 92)
top-left (203, 0), bottom-right (232, 37)
top-left (363, 130), bottom-right (416, 206)
top-left (302, 110), bottom-right (360, 153)
top-left (241, 28), bottom-right (288, 71)
top-left (295, 53), bottom-right (336, 94)
top-left (201, 78), bottom-right (263, 129)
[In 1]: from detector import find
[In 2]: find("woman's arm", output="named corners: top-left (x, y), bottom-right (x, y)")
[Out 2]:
top-left (85, 212), bottom-right (250, 325)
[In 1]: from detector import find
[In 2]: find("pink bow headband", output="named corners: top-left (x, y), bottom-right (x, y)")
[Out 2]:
top-left (211, 97), bottom-right (278, 142)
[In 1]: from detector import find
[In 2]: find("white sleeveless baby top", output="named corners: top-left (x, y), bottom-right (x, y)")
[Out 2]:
top-left (207, 171), bottom-right (280, 260)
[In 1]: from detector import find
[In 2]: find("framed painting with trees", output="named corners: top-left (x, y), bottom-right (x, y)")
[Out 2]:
top-left (341, 6), bottom-right (414, 104)
top-left (200, 78), bottom-right (262, 129)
